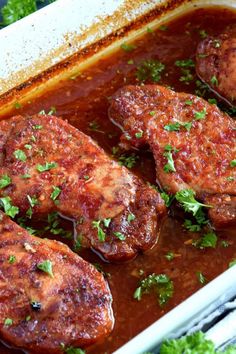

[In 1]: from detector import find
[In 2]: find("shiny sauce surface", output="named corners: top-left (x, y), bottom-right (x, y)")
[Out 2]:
top-left (1, 6), bottom-right (236, 354)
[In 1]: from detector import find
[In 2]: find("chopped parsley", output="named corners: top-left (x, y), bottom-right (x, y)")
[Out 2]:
top-left (179, 69), bottom-right (194, 83)
top-left (229, 259), bottom-right (236, 268)
top-left (103, 218), bottom-right (111, 228)
top-left (163, 145), bottom-right (177, 173)
top-left (194, 107), bottom-right (207, 120)
top-left (27, 195), bottom-right (38, 208)
top-left (36, 162), bottom-right (58, 172)
top-left (136, 59), bottom-right (165, 82)
top-left (159, 24), bottom-right (168, 31)
top-left (134, 273), bottom-right (173, 306)
top-left (175, 189), bottom-right (211, 216)
top-left (164, 121), bottom-right (192, 132)
top-left (33, 124), bottom-right (43, 130)
top-left (183, 219), bottom-right (201, 232)
top-left (210, 75), bottom-right (218, 86)
top-left (92, 220), bottom-right (106, 242)
top-left (1, 0), bottom-right (37, 26)
top-left (230, 160), bottom-right (236, 168)
top-left (175, 59), bottom-right (195, 68)
top-left (127, 213), bottom-right (135, 222)
top-left (120, 43), bottom-right (136, 52)
top-left (159, 331), bottom-right (236, 353)
top-left (135, 130), bottom-right (143, 138)
top-left (4, 318), bottom-right (13, 326)
top-left (118, 153), bottom-right (139, 169)
top-left (37, 260), bottom-right (54, 278)
top-left (160, 192), bottom-right (175, 207)
top-left (0, 175), bottom-right (11, 189)
top-left (199, 29), bottom-right (208, 38)
top-left (165, 252), bottom-right (174, 261)
top-left (8, 255), bottom-right (16, 264)
top-left (113, 231), bottom-right (126, 241)
top-left (0, 197), bottom-right (19, 218)
top-left (192, 231), bottom-right (217, 249)
top-left (24, 144), bottom-right (32, 150)
top-left (65, 347), bottom-right (85, 354)
top-left (14, 149), bottom-right (27, 162)
top-left (196, 271), bottom-right (207, 284)
top-left (50, 186), bottom-right (61, 201)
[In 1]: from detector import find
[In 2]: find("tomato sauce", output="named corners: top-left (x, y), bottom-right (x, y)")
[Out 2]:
top-left (1, 6), bottom-right (236, 354)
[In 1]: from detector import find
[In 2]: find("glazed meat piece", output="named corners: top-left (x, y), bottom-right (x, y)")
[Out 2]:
top-left (0, 114), bottom-right (166, 262)
top-left (109, 85), bottom-right (236, 228)
top-left (196, 26), bottom-right (236, 106)
top-left (0, 211), bottom-right (113, 354)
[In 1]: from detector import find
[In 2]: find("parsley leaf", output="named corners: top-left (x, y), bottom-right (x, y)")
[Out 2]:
top-left (65, 347), bottom-right (85, 354)
top-left (230, 160), bottom-right (236, 168)
top-left (196, 271), bottom-right (207, 284)
top-left (50, 186), bottom-right (61, 201)
top-left (4, 318), bottom-right (13, 326)
top-left (175, 189), bottom-right (211, 216)
top-left (37, 260), bottom-right (54, 278)
top-left (192, 231), bottom-right (217, 249)
top-left (113, 231), bottom-right (126, 240)
top-left (164, 121), bottom-right (192, 132)
top-left (194, 107), bottom-right (207, 120)
top-left (134, 273), bottom-right (173, 306)
top-left (163, 145), bottom-right (177, 173)
top-left (175, 59), bottom-right (195, 68)
top-left (36, 162), bottom-right (58, 172)
top-left (120, 42), bottom-right (136, 52)
top-left (92, 220), bottom-right (106, 242)
top-left (0, 197), bottom-right (19, 218)
top-left (118, 153), bottom-right (139, 169)
top-left (0, 175), bottom-right (11, 189)
top-left (14, 149), bottom-right (27, 162)
top-left (136, 59), bottom-right (165, 82)
top-left (1, 0), bottom-right (37, 26)
top-left (160, 192), bottom-right (175, 207)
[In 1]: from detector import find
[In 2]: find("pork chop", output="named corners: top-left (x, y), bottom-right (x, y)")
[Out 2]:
top-left (109, 85), bottom-right (236, 228)
top-left (196, 26), bottom-right (236, 106)
top-left (0, 211), bottom-right (113, 353)
top-left (0, 114), bottom-right (166, 261)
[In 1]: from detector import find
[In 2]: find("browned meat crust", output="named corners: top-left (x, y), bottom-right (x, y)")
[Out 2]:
top-left (109, 85), bottom-right (236, 228)
top-left (196, 26), bottom-right (236, 106)
top-left (0, 114), bottom-right (166, 261)
top-left (0, 211), bottom-right (113, 353)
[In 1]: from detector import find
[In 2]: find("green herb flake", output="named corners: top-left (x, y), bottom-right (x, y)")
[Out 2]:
top-left (179, 69), bottom-right (194, 83)
top-left (175, 59), bottom-right (195, 68)
top-left (160, 192), bottom-right (175, 207)
top-left (0, 175), bottom-right (11, 189)
top-left (14, 101), bottom-right (22, 109)
top-left (196, 271), bottom-right (207, 284)
top-left (50, 186), bottom-right (61, 201)
top-left (103, 218), bottom-right (111, 228)
top-left (118, 153), bottom-right (139, 169)
top-left (208, 98), bottom-right (217, 105)
top-left (221, 240), bottom-right (229, 248)
top-left (165, 252), bottom-right (174, 261)
top-left (159, 331), bottom-right (226, 353)
top-left (92, 220), bottom-right (106, 242)
top-left (36, 162), bottom-right (58, 172)
top-left (20, 174), bottom-right (31, 179)
top-left (1, 0), bottom-right (37, 26)
top-left (229, 259), bottom-right (236, 268)
top-left (37, 260), bottom-right (54, 278)
top-left (185, 100), bottom-right (193, 106)
top-left (27, 195), bottom-right (38, 208)
top-left (199, 29), bottom-right (208, 38)
top-left (230, 159), bottom-right (236, 168)
top-left (113, 231), bottom-right (126, 241)
top-left (210, 75), bottom-right (218, 86)
top-left (136, 59), bottom-right (165, 82)
top-left (13, 149), bottom-right (27, 162)
top-left (192, 231), bottom-right (217, 249)
top-left (120, 42), bottom-right (136, 52)
top-left (175, 189), bottom-right (211, 216)
top-left (149, 110), bottom-right (156, 116)
top-left (65, 347), bottom-right (86, 354)
top-left (163, 145), bottom-right (176, 173)
top-left (33, 125), bottom-right (43, 130)
top-left (183, 219), bottom-right (201, 232)
top-left (4, 318), bottom-right (13, 326)
top-left (127, 213), bottom-right (135, 222)
top-left (0, 197), bottom-right (19, 218)
top-left (194, 107), bottom-right (207, 120)
top-left (159, 24), bottom-right (168, 31)
top-left (24, 144), bottom-right (32, 150)
top-left (25, 315), bottom-right (31, 322)
top-left (127, 59), bottom-right (134, 65)
top-left (8, 255), bottom-right (16, 264)
top-left (135, 130), bottom-right (143, 138)
top-left (164, 121), bottom-right (192, 132)
top-left (134, 273), bottom-right (173, 306)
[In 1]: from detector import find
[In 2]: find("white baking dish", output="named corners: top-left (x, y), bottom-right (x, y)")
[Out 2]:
top-left (0, 1), bottom-right (235, 353)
